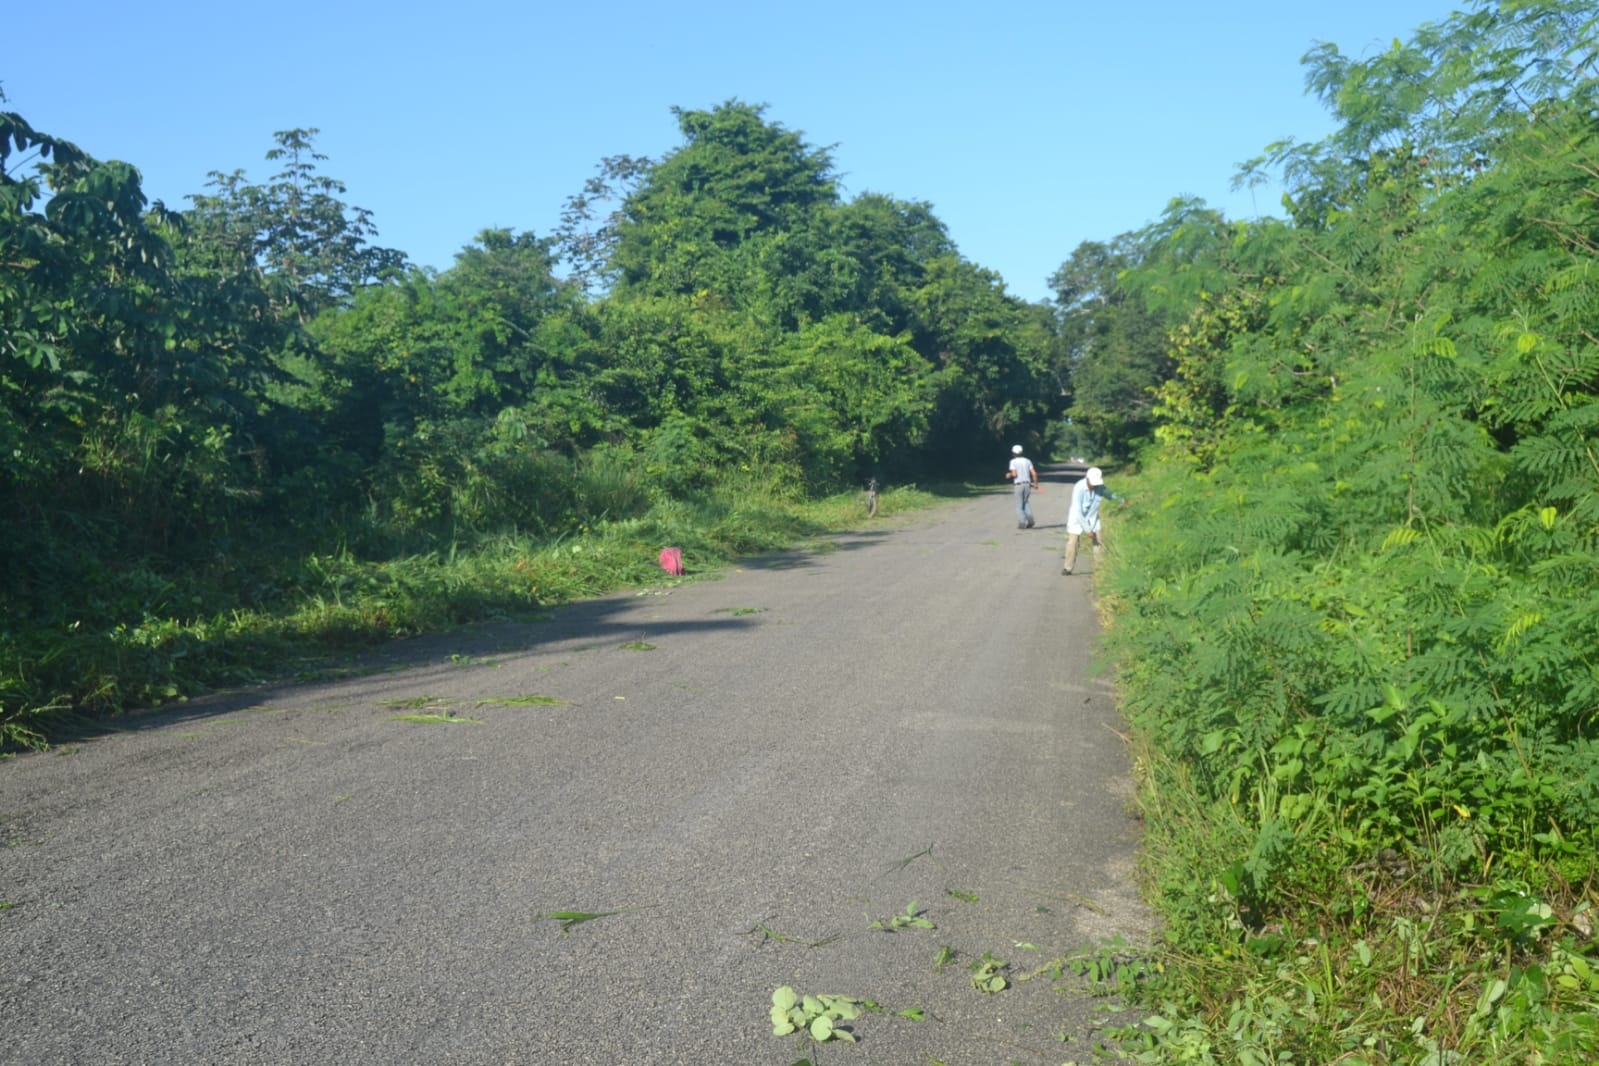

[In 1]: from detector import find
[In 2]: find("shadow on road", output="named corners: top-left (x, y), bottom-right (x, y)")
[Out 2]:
top-left (101, 608), bottom-right (757, 736)
top-left (1039, 460), bottom-right (1090, 485)
top-left (92, 530), bottom-right (902, 740)
top-left (740, 529), bottom-right (894, 570)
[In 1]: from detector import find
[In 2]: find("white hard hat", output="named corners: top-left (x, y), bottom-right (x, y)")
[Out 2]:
top-left (1086, 467), bottom-right (1104, 486)
top-left (1011, 444), bottom-right (1023, 454)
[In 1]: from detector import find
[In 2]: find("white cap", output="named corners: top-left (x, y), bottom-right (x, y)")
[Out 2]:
top-left (1086, 467), bottom-right (1104, 486)
top-left (1011, 444), bottom-right (1023, 454)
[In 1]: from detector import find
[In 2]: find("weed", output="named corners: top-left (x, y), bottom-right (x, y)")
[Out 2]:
top-left (869, 899), bottom-right (936, 932)
top-left (541, 908), bottom-right (645, 933)
top-left (770, 986), bottom-right (863, 1049)
top-left (1058, 936), bottom-right (1152, 998)
top-left (882, 843), bottom-right (936, 875)
top-left (1060, 892), bottom-right (1108, 915)
top-left (970, 952), bottom-right (1009, 993)
top-left (388, 712), bottom-right (479, 725)
top-left (378, 695), bottom-right (449, 710)
top-left (740, 921), bottom-right (842, 949)
top-left (475, 695), bottom-right (569, 706)
top-left (619, 641), bottom-right (655, 651)
top-left (768, 984), bottom-right (929, 1061)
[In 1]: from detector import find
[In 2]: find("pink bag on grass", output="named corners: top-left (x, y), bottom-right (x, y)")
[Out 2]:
top-left (657, 547), bottom-right (684, 576)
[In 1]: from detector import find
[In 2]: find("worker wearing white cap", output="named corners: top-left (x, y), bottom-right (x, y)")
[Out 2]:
top-left (1063, 466), bottom-right (1126, 574)
top-left (1005, 444), bottom-right (1038, 529)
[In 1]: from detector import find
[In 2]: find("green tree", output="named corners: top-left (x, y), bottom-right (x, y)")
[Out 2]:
top-left (826, 192), bottom-right (955, 333)
top-left (1, 107), bottom-right (287, 622)
top-left (608, 100), bottom-right (838, 299)
top-left (555, 100), bottom-right (1062, 486)
top-left (178, 128), bottom-right (406, 323)
top-left (760, 314), bottom-right (941, 486)
top-left (300, 228), bottom-right (601, 528)
top-left (1049, 234), bottom-right (1170, 458)
top-left (554, 153), bottom-right (653, 294)
top-left (912, 256), bottom-right (1059, 465)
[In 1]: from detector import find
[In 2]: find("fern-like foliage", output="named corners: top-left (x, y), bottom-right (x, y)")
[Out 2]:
top-left (1100, 10), bottom-right (1599, 1059)
top-left (1106, 5), bottom-right (1599, 924)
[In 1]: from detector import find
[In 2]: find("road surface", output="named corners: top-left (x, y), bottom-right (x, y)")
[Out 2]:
top-left (2, 477), bottom-right (1151, 1065)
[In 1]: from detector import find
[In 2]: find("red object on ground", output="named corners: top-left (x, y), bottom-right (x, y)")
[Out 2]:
top-left (658, 547), bottom-right (684, 576)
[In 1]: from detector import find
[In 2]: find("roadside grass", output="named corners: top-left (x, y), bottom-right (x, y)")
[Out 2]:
top-left (1, 480), bottom-right (942, 749)
top-left (1090, 460), bottom-right (1599, 1065)
top-left (1109, 740), bottom-right (1599, 1064)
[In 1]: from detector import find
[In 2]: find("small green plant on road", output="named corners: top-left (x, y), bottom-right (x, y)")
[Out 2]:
top-left (970, 952), bottom-right (1009, 993)
top-left (541, 908), bottom-right (644, 933)
top-left (881, 843), bottom-right (936, 876)
top-left (770, 986), bottom-right (863, 1049)
top-left (379, 695), bottom-right (449, 710)
top-left (388, 710), bottom-right (479, 724)
top-left (1061, 936), bottom-right (1152, 998)
top-left (769, 987), bottom-right (927, 1061)
top-left (739, 920), bottom-right (842, 949)
top-left (868, 899), bottom-right (935, 932)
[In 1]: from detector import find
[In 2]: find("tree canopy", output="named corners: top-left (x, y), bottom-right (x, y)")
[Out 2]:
top-left (0, 98), bottom-right (1061, 669)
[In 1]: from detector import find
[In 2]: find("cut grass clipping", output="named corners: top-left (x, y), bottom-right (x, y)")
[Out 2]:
top-left (542, 906), bottom-right (650, 933)
top-left (740, 920), bottom-right (843, 950)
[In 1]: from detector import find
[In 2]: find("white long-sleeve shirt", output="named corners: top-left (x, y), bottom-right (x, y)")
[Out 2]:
top-left (1067, 478), bottom-right (1121, 535)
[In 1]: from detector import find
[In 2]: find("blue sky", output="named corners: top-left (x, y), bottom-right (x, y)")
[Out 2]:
top-left (8, 0), bottom-right (1463, 304)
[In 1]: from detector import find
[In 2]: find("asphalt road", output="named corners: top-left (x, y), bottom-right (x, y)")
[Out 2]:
top-left (2, 475), bottom-right (1152, 1066)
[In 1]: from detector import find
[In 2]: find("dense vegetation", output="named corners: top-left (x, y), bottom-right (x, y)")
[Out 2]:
top-left (1071, 2), bottom-right (1599, 1060)
top-left (0, 98), bottom-right (1056, 746)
